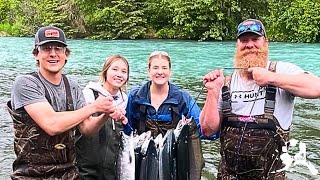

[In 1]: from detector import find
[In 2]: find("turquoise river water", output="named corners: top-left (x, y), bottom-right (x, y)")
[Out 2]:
top-left (0, 37), bottom-right (319, 179)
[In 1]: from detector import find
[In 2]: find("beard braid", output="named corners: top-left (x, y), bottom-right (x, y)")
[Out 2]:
top-left (234, 43), bottom-right (269, 79)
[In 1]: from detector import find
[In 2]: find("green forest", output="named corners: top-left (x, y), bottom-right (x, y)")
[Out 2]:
top-left (1, 0), bottom-right (320, 42)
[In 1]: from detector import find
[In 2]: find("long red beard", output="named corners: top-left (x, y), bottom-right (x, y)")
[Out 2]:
top-left (234, 43), bottom-right (269, 78)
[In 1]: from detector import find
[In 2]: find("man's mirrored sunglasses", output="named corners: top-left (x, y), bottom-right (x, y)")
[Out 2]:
top-left (237, 24), bottom-right (262, 34)
top-left (38, 45), bottom-right (66, 54)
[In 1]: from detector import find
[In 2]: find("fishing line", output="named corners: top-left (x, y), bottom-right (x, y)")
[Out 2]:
top-left (186, 68), bottom-right (239, 116)
top-left (187, 85), bottom-right (205, 117)
top-left (186, 67), bottom-right (246, 117)
top-left (222, 67), bottom-right (248, 70)
top-left (234, 86), bottom-right (262, 175)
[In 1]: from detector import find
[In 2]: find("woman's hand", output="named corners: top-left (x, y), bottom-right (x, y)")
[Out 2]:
top-left (109, 107), bottom-right (127, 124)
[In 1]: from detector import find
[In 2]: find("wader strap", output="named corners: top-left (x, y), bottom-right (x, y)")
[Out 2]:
top-left (264, 86), bottom-right (276, 119)
top-left (30, 72), bottom-right (51, 104)
top-left (92, 90), bottom-right (99, 100)
top-left (171, 106), bottom-right (180, 126)
top-left (221, 75), bottom-right (232, 116)
top-left (264, 61), bottom-right (277, 121)
top-left (60, 74), bottom-right (75, 144)
top-left (137, 105), bottom-right (147, 134)
top-left (92, 89), bottom-right (106, 144)
top-left (62, 74), bottom-right (74, 111)
top-left (268, 61), bottom-right (277, 73)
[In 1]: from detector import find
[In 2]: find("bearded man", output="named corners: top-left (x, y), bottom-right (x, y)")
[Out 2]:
top-left (200, 19), bottom-right (320, 179)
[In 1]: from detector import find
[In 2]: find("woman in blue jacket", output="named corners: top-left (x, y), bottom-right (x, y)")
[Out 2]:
top-left (125, 51), bottom-right (217, 180)
top-left (125, 50), bottom-right (211, 138)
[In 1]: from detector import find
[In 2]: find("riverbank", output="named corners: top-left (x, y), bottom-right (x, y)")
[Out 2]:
top-left (0, 31), bottom-right (9, 36)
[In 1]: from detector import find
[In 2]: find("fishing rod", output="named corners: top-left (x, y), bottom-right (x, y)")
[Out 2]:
top-left (187, 85), bottom-right (205, 117)
top-left (222, 67), bottom-right (247, 70)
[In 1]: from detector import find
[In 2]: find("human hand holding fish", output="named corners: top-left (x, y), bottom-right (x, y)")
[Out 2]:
top-left (109, 108), bottom-right (126, 122)
top-left (92, 95), bottom-right (115, 115)
top-left (97, 91), bottom-right (127, 129)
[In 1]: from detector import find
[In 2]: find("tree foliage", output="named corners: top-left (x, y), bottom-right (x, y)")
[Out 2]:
top-left (266, 0), bottom-right (320, 42)
top-left (0, 0), bottom-right (320, 42)
top-left (86, 0), bottom-right (146, 39)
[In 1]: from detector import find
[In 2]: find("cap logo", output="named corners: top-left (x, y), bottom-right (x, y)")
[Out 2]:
top-left (242, 21), bottom-right (254, 25)
top-left (44, 29), bottom-right (60, 38)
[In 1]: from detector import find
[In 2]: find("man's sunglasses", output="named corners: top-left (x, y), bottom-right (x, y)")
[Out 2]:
top-left (237, 24), bottom-right (263, 35)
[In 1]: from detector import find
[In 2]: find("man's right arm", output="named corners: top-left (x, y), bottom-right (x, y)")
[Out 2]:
top-left (200, 69), bottom-right (224, 136)
top-left (25, 95), bottom-right (115, 136)
top-left (12, 75), bottom-right (116, 136)
top-left (200, 90), bottom-right (222, 136)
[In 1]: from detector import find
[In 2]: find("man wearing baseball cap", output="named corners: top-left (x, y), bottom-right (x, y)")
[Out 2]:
top-left (200, 19), bottom-right (320, 179)
top-left (8, 26), bottom-right (125, 179)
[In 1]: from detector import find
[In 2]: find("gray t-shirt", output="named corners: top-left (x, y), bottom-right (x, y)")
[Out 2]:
top-left (11, 72), bottom-right (86, 112)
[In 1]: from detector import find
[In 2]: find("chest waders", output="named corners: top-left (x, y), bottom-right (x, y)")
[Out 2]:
top-left (136, 104), bottom-right (181, 137)
top-left (7, 72), bottom-right (79, 179)
top-left (218, 62), bottom-right (289, 180)
top-left (134, 104), bottom-right (180, 180)
top-left (76, 90), bottom-right (122, 180)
